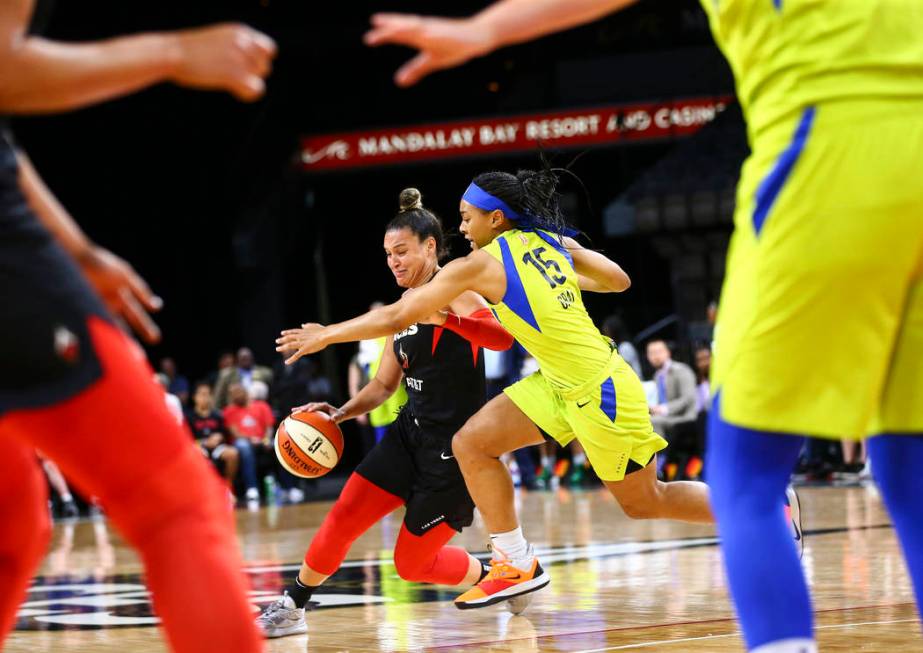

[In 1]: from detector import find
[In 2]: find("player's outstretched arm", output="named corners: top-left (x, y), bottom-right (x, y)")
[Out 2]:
top-left (364, 0), bottom-right (638, 87)
top-left (0, 0), bottom-right (276, 112)
top-left (277, 251), bottom-right (501, 364)
top-left (565, 236), bottom-right (631, 293)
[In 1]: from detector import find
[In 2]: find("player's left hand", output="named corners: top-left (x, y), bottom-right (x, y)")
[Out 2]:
top-left (78, 246), bottom-right (163, 344)
top-left (276, 322), bottom-right (327, 364)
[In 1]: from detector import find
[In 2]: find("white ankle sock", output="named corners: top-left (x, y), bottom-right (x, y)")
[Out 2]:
top-left (573, 452), bottom-right (587, 467)
top-left (541, 456), bottom-right (553, 470)
top-left (489, 527), bottom-right (532, 567)
top-left (751, 638), bottom-right (817, 653)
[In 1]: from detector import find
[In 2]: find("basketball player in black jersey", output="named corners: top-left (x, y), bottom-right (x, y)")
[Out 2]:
top-left (256, 188), bottom-right (515, 638)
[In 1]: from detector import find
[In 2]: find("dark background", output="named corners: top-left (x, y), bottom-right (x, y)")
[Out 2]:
top-left (13, 0), bottom-right (738, 391)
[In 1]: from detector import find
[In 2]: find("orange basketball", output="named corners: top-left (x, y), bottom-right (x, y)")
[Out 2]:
top-left (274, 411), bottom-right (344, 479)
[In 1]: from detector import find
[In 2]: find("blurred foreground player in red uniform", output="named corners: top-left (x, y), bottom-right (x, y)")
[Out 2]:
top-left (0, 1), bottom-right (276, 651)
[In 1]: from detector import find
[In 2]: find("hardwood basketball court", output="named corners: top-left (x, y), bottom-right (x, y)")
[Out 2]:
top-left (7, 485), bottom-right (919, 652)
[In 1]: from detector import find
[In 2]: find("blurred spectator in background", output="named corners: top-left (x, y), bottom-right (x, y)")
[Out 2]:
top-left (207, 351), bottom-right (236, 388)
top-left (351, 334), bottom-right (408, 448)
top-left (306, 360), bottom-right (334, 405)
top-left (250, 379), bottom-right (303, 503)
top-left (646, 340), bottom-right (699, 479)
top-left (159, 357), bottom-right (190, 406)
top-left (272, 352), bottom-right (314, 414)
top-left (694, 346), bottom-right (712, 416)
top-left (186, 383), bottom-right (239, 491)
top-left (347, 345), bottom-right (374, 452)
top-left (214, 347), bottom-right (273, 408)
top-left (601, 314), bottom-right (642, 377)
top-left (249, 380), bottom-right (273, 414)
top-left (223, 383), bottom-right (274, 508)
top-left (155, 373), bottom-right (184, 425)
top-left (485, 344), bottom-right (537, 490)
top-left (705, 300), bottom-right (719, 349)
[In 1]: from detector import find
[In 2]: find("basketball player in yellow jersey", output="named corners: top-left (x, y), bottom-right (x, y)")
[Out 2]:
top-left (363, 1), bottom-right (923, 651)
top-left (277, 166), bottom-right (719, 610)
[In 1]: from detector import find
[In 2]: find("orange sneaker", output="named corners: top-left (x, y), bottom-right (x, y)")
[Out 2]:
top-left (454, 556), bottom-right (550, 610)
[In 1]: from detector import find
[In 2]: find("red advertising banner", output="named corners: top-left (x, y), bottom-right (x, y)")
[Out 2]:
top-left (300, 96), bottom-right (732, 172)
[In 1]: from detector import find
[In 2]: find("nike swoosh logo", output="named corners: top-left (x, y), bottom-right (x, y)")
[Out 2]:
top-left (576, 401), bottom-right (591, 408)
top-left (440, 452), bottom-right (454, 460)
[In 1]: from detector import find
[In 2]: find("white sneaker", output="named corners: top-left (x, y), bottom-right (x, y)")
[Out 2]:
top-left (255, 593), bottom-right (308, 639)
top-left (245, 487), bottom-right (260, 501)
top-left (288, 487), bottom-right (305, 504)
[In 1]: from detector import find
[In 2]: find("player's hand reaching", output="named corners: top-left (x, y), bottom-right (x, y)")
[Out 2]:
top-left (168, 23), bottom-right (277, 101)
top-left (77, 246), bottom-right (163, 344)
top-left (276, 322), bottom-right (328, 364)
top-left (364, 13), bottom-right (495, 87)
top-left (292, 402), bottom-right (346, 423)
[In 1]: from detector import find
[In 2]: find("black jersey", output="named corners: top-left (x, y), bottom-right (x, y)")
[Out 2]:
top-left (0, 123), bottom-right (110, 415)
top-left (392, 322), bottom-right (486, 440)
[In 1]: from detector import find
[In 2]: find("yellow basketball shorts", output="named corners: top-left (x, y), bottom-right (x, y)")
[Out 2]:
top-left (713, 99), bottom-right (923, 440)
top-left (504, 352), bottom-right (667, 481)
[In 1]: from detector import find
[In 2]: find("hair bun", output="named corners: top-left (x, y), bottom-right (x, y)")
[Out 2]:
top-left (399, 188), bottom-right (423, 212)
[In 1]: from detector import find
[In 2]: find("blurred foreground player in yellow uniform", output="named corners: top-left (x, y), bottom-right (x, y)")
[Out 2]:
top-left (364, 1), bottom-right (923, 651)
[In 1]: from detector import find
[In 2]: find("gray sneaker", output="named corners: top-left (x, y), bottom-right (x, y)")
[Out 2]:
top-left (255, 593), bottom-right (307, 639)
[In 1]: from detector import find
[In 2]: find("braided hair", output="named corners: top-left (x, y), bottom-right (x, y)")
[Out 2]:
top-left (471, 159), bottom-right (579, 239)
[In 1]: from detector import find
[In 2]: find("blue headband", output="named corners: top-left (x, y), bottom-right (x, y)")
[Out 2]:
top-left (462, 183), bottom-right (523, 222)
top-left (462, 181), bottom-right (580, 238)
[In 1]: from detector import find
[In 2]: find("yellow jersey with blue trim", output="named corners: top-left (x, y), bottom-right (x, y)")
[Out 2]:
top-left (700, 0), bottom-right (923, 140)
top-left (480, 229), bottom-right (613, 390)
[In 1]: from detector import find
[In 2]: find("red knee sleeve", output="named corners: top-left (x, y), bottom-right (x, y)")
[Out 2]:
top-left (392, 523), bottom-right (470, 586)
top-left (305, 473), bottom-right (403, 576)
